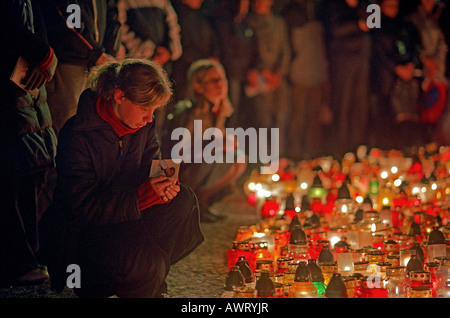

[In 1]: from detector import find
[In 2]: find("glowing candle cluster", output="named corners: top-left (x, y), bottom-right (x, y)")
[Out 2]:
top-left (224, 145), bottom-right (450, 298)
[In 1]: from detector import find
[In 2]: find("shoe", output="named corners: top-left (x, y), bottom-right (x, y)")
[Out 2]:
top-left (200, 209), bottom-right (219, 223)
top-left (15, 266), bottom-right (50, 286)
top-left (207, 186), bottom-right (233, 204)
top-left (160, 281), bottom-right (169, 298)
top-left (208, 206), bottom-right (227, 219)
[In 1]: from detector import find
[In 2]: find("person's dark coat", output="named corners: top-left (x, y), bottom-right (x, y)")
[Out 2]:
top-left (370, 14), bottom-right (422, 97)
top-left (39, 89), bottom-right (161, 291)
top-left (0, 0), bottom-right (57, 180)
top-left (40, 0), bottom-right (121, 68)
top-left (318, 0), bottom-right (371, 56)
top-left (0, 0), bottom-right (57, 283)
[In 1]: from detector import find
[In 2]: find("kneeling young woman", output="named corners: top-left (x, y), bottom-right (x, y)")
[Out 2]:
top-left (40, 59), bottom-right (204, 298)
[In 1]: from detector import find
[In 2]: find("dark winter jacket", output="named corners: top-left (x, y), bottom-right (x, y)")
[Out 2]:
top-left (40, 0), bottom-right (121, 68)
top-left (318, 0), bottom-right (371, 56)
top-left (54, 89), bottom-right (161, 229)
top-left (40, 89), bottom-right (161, 291)
top-left (170, 1), bottom-right (220, 99)
top-left (370, 15), bottom-right (422, 97)
top-left (215, 12), bottom-right (257, 81)
top-left (0, 0), bottom-right (57, 179)
top-left (118, 0), bottom-right (183, 61)
top-left (172, 2), bottom-right (219, 66)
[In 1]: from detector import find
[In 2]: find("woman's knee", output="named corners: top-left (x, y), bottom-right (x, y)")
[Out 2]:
top-left (174, 183), bottom-right (198, 207)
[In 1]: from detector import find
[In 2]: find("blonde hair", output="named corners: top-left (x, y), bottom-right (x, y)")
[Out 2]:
top-left (186, 59), bottom-right (228, 101)
top-left (186, 58), bottom-right (234, 121)
top-left (88, 58), bottom-right (173, 108)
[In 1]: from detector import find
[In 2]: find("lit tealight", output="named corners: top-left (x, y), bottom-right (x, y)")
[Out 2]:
top-left (391, 166), bottom-right (398, 174)
top-left (330, 235), bottom-right (340, 247)
top-left (272, 174), bottom-right (280, 182)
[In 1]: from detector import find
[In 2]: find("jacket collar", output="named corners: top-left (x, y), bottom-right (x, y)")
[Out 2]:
top-left (72, 88), bottom-right (155, 136)
top-left (72, 89), bottom-right (113, 132)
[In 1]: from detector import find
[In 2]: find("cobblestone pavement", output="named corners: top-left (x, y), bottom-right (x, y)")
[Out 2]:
top-left (0, 190), bottom-right (257, 298)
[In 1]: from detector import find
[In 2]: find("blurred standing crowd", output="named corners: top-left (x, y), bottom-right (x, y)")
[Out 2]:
top-left (0, 0), bottom-right (448, 285)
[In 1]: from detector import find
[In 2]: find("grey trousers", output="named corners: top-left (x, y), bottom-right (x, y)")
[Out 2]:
top-left (46, 64), bottom-right (89, 135)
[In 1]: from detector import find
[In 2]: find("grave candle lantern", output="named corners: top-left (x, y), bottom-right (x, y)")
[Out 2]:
top-left (255, 270), bottom-right (276, 298)
top-left (325, 273), bottom-right (347, 298)
top-left (260, 197), bottom-right (280, 219)
top-left (425, 261), bottom-right (440, 297)
top-left (385, 266), bottom-right (408, 298)
top-left (288, 261), bottom-right (318, 298)
top-left (426, 227), bottom-right (447, 262)
top-left (399, 249), bottom-right (414, 267)
top-left (227, 241), bottom-right (257, 273)
top-left (337, 252), bottom-right (355, 273)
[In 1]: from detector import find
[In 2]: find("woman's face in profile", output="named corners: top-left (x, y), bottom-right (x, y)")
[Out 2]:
top-left (194, 67), bottom-right (228, 105)
top-left (113, 89), bottom-right (160, 129)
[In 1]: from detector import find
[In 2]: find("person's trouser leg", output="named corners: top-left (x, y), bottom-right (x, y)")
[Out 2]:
top-left (74, 184), bottom-right (203, 298)
top-left (46, 64), bottom-right (88, 135)
top-left (141, 184), bottom-right (204, 265)
top-left (74, 219), bottom-right (170, 298)
top-left (0, 172), bottom-right (46, 282)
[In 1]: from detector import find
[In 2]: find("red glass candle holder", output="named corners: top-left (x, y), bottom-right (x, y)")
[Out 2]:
top-left (353, 277), bottom-right (388, 298)
top-left (256, 259), bottom-right (274, 272)
top-left (251, 241), bottom-right (272, 261)
top-left (384, 239), bottom-right (400, 256)
top-left (227, 241), bottom-right (257, 273)
top-left (409, 270), bottom-right (433, 292)
top-left (276, 257), bottom-right (293, 273)
top-left (425, 261), bottom-right (440, 297)
top-left (372, 234), bottom-right (384, 251)
top-left (235, 226), bottom-right (254, 242)
top-left (260, 199), bottom-right (280, 219)
top-left (273, 230), bottom-right (290, 251)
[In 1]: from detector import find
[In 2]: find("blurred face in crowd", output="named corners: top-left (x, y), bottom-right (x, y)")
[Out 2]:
top-left (113, 89), bottom-right (161, 129)
top-left (193, 66), bottom-right (228, 106)
top-left (181, 0), bottom-right (204, 10)
top-left (251, 0), bottom-right (273, 15)
top-left (381, 0), bottom-right (399, 18)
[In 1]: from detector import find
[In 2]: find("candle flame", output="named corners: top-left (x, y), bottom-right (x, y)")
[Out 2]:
top-left (403, 257), bottom-right (410, 267)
